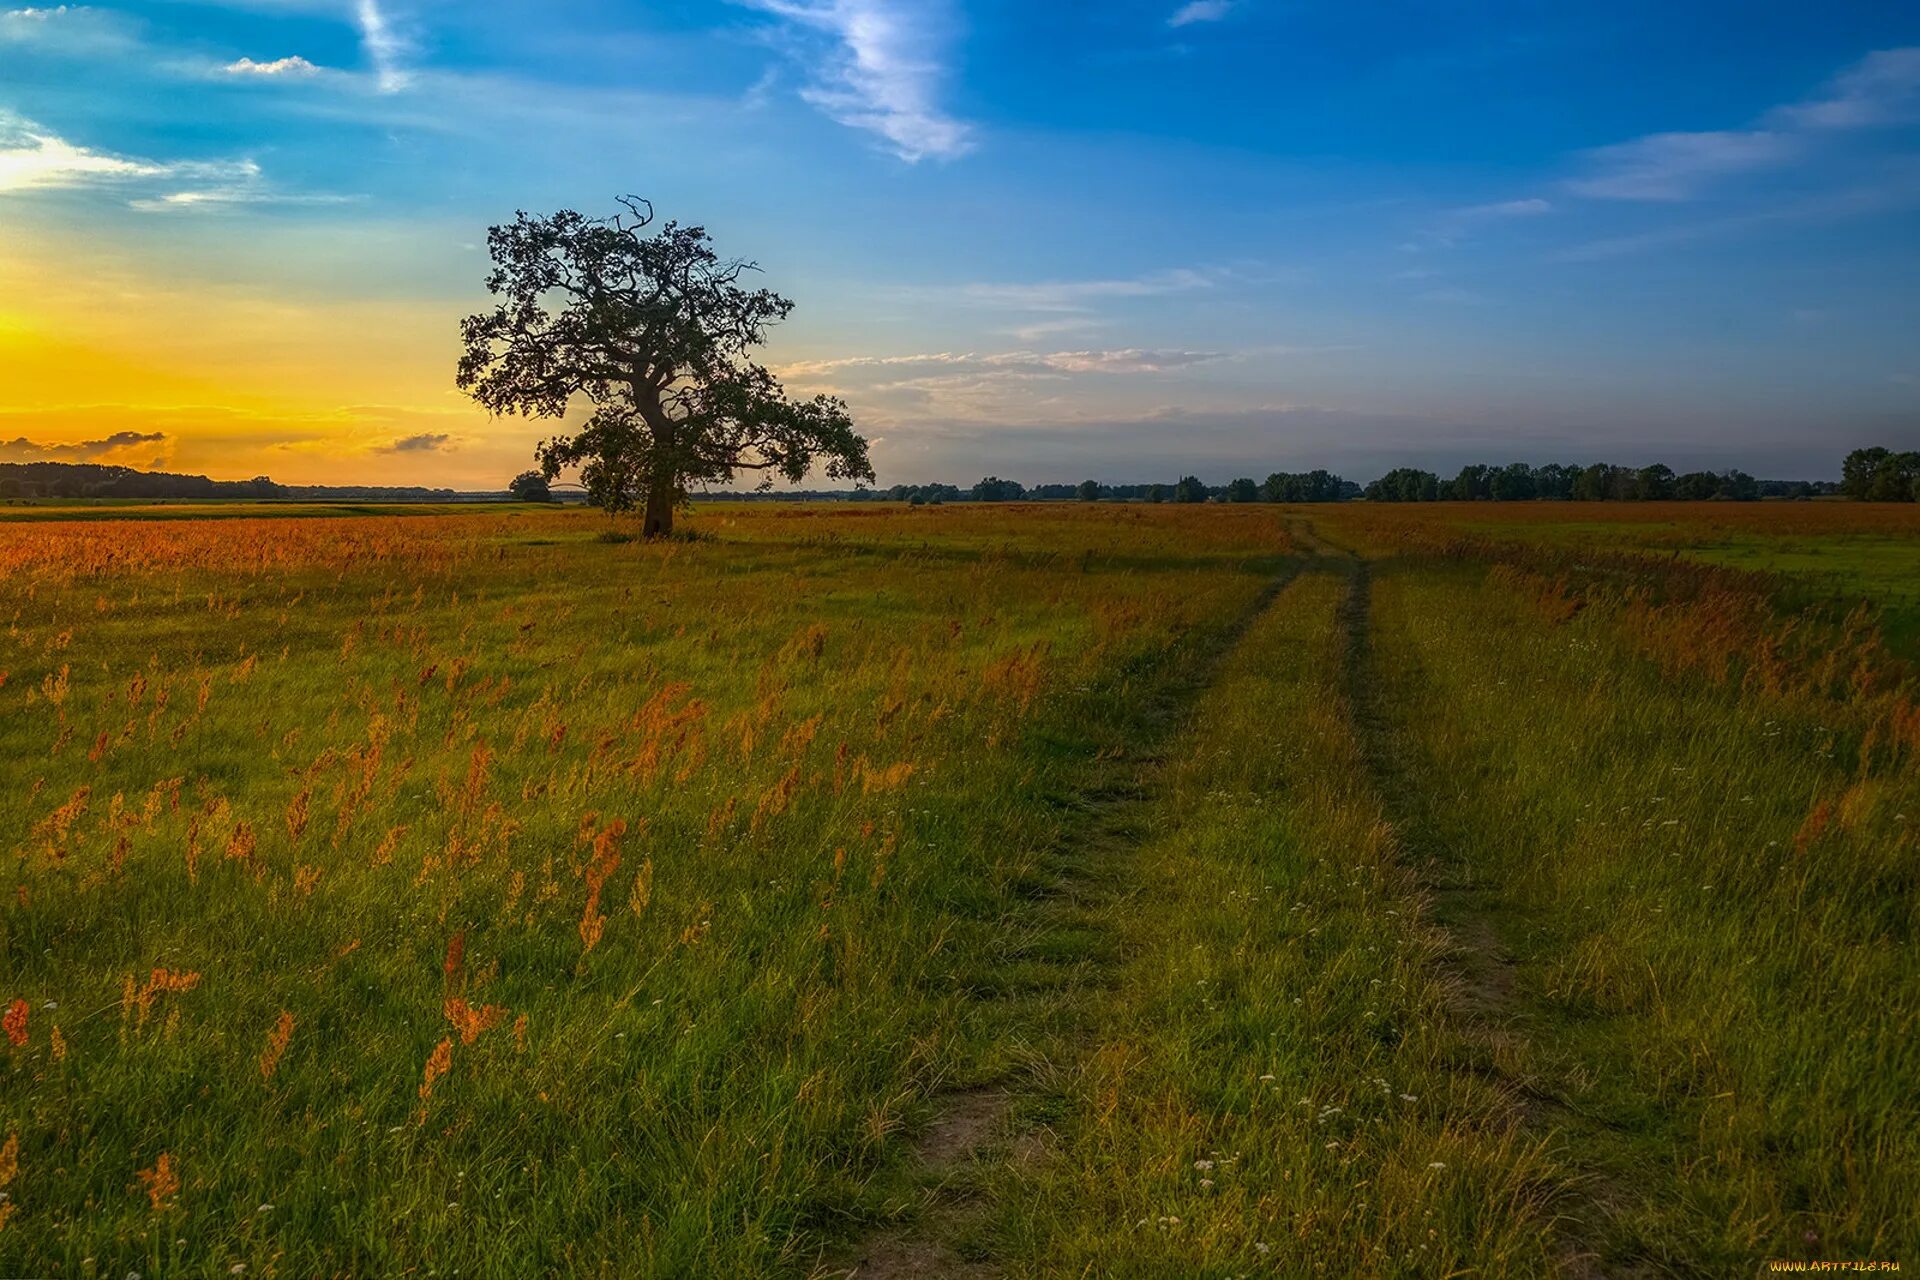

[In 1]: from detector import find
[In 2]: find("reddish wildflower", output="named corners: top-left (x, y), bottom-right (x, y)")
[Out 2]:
top-left (259, 1010), bottom-right (295, 1080)
top-left (578, 819), bottom-right (626, 954)
top-left (0, 1130), bottom-right (16, 1230)
top-left (1795, 800), bottom-right (1833, 853)
top-left (2, 999), bottom-right (26, 1047)
top-left (443, 931), bottom-right (466, 982)
top-left (123, 968), bottom-right (202, 1028)
top-left (135, 1152), bottom-right (180, 1210)
top-left (224, 821), bottom-right (257, 866)
top-left (443, 997), bottom-right (508, 1046)
top-left (418, 1037), bottom-right (453, 1102)
top-left (284, 788), bottom-right (311, 842)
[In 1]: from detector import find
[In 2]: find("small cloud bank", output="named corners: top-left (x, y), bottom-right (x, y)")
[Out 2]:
top-left (0, 430), bottom-right (165, 462)
top-left (375, 432), bottom-right (453, 453)
top-left (222, 55), bottom-right (319, 78)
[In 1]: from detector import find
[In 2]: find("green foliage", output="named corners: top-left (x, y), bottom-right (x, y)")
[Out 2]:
top-left (458, 199), bottom-right (872, 534)
top-left (506, 469), bottom-right (553, 503)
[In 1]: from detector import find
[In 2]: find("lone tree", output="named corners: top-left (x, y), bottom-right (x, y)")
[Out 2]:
top-left (457, 197), bottom-right (873, 536)
top-left (506, 469), bottom-right (553, 503)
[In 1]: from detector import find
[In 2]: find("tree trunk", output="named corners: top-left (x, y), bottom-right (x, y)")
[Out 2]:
top-left (641, 471), bottom-right (675, 538)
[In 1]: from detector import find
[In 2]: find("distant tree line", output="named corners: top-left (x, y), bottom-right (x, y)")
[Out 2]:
top-left (1841, 448), bottom-right (1920, 502)
top-left (1361, 462), bottom-right (1837, 503)
top-left (866, 470), bottom-right (1361, 506)
top-left (0, 461), bottom-right (464, 502)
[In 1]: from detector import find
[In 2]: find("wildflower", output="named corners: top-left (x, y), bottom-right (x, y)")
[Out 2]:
top-left (443, 997), bottom-right (508, 1046)
top-left (49, 1024), bottom-right (66, 1061)
top-left (419, 1037), bottom-right (453, 1103)
top-left (3, 1000), bottom-right (26, 1047)
top-left (136, 1152), bottom-right (181, 1210)
top-left (259, 1011), bottom-right (294, 1080)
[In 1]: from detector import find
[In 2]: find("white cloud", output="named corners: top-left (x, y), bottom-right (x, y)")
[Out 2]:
top-left (354, 0), bottom-right (409, 92)
top-left (223, 55), bottom-right (320, 77)
top-left (1568, 47), bottom-right (1920, 202)
top-left (1418, 196), bottom-right (1553, 247)
top-left (740, 0), bottom-right (972, 161)
top-left (1452, 197), bottom-right (1552, 220)
top-left (1569, 129), bottom-right (1792, 201)
top-left (1168, 0), bottom-right (1232, 27)
top-left (1770, 46), bottom-right (1920, 129)
top-left (0, 3), bottom-right (131, 52)
top-left (128, 181), bottom-right (360, 213)
top-left (0, 111), bottom-right (348, 211)
top-left (0, 111), bottom-right (168, 191)
top-left (946, 268), bottom-right (1221, 312)
top-left (783, 348), bottom-right (1229, 379)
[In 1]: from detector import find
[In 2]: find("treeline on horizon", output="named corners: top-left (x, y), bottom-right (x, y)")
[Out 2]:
top-left (0, 461), bottom-right (465, 503)
top-left (12, 450), bottom-right (1920, 505)
top-left (861, 464), bottom-right (1847, 506)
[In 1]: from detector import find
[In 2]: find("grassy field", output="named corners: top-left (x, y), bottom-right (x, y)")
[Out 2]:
top-left (1, 500), bottom-right (1914, 1277)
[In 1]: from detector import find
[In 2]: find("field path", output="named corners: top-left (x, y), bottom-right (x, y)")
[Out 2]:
top-left (825, 558), bottom-right (1304, 1279)
top-left (1331, 543), bottom-right (1643, 1279)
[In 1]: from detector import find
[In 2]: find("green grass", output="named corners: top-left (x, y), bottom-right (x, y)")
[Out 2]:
top-left (1, 501), bottom-right (1914, 1276)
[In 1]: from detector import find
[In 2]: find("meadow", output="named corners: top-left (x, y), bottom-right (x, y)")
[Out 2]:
top-left (0, 499), bottom-right (1914, 1277)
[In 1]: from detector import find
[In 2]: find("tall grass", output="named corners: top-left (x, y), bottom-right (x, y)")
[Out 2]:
top-left (0, 504), bottom-right (1287, 1276)
top-left (1366, 554), bottom-right (1919, 1269)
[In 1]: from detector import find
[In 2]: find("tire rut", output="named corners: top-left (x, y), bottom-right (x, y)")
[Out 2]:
top-left (1334, 550), bottom-right (1640, 1280)
top-left (821, 559), bottom-right (1304, 1279)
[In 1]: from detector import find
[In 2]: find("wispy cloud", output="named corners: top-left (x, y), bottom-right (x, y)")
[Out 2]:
top-left (0, 430), bottom-right (165, 463)
top-left (1551, 175), bottom-right (1920, 261)
top-left (375, 432), bottom-right (453, 453)
top-left (1168, 0), bottom-right (1233, 27)
top-left (354, 0), bottom-right (410, 93)
top-left (1769, 46), bottom-right (1920, 129)
top-left (0, 109), bottom-right (349, 210)
top-left (0, 111), bottom-right (265, 196)
top-left (129, 181), bottom-right (361, 213)
top-left (1417, 196), bottom-right (1553, 246)
top-left (1570, 46), bottom-right (1920, 201)
top-left (740, 0), bottom-right (972, 161)
top-left (783, 348), bottom-right (1230, 379)
top-left (940, 268), bottom-right (1222, 313)
top-left (0, 113), bottom-right (163, 191)
top-left (1569, 130), bottom-right (1792, 201)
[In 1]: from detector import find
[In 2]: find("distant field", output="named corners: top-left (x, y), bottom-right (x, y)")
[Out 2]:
top-left (1, 502), bottom-right (1914, 1277)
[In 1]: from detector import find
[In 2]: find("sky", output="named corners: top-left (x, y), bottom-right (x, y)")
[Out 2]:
top-left (1, 0), bottom-right (1917, 488)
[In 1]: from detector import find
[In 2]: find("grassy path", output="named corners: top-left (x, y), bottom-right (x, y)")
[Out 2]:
top-left (957, 561), bottom-right (1566, 1276)
top-left (829, 562), bottom-right (1305, 1277)
top-left (945, 523), bottom-right (1918, 1276)
top-left (1355, 547), bottom-right (1919, 1271)
top-left (1337, 553), bottom-right (1625, 1278)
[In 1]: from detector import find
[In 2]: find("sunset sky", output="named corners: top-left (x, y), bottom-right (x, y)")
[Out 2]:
top-left (2, 0), bottom-right (1918, 488)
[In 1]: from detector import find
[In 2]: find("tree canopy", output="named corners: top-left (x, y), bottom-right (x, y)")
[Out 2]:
top-left (457, 198), bottom-right (873, 535)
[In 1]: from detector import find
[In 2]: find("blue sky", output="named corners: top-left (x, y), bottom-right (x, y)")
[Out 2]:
top-left (1, 0), bottom-right (1917, 485)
